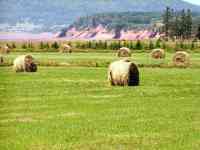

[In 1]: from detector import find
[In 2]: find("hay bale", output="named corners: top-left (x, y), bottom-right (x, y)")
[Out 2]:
top-left (108, 59), bottom-right (139, 86)
top-left (60, 44), bottom-right (72, 53)
top-left (151, 49), bottom-right (165, 59)
top-left (13, 55), bottom-right (37, 72)
top-left (117, 47), bottom-right (131, 57)
top-left (173, 51), bottom-right (190, 67)
top-left (0, 45), bottom-right (10, 54)
top-left (0, 55), bottom-right (3, 64)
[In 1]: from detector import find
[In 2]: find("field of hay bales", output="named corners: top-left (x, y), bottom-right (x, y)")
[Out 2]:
top-left (2, 52), bottom-right (200, 68)
top-left (0, 52), bottom-right (200, 149)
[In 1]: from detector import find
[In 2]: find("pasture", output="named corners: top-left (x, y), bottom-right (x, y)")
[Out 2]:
top-left (0, 52), bottom-right (200, 149)
top-left (2, 52), bottom-right (200, 68)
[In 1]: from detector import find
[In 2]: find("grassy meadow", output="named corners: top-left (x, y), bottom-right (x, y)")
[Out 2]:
top-left (0, 51), bottom-right (200, 149)
top-left (2, 51), bottom-right (200, 68)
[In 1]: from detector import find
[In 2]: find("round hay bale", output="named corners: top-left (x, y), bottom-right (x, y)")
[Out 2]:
top-left (151, 49), bottom-right (165, 59)
top-left (0, 45), bottom-right (10, 54)
top-left (0, 55), bottom-right (3, 64)
top-left (108, 59), bottom-right (139, 86)
top-left (117, 47), bottom-right (131, 57)
top-left (13, 55), bottom-right (37, 72)
top-left (173, 51), bottom-right (190, 67)
top-left (60, 44), bottom-right (72, 53)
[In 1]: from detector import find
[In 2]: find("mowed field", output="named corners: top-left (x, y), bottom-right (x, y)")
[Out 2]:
top-left (0, 52), bottom-right (200, 150)
top-left (2, 52), bottom-right (200, 67)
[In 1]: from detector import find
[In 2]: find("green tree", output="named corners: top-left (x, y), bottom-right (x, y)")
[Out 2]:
top-left (162, 8), bottom-right (193, 40)
top-left (180, 41), bottom-right (184, 49)
top-left (103, 41), bottom-right (107, 49)
top-left (39, 42), bottom-right (45, 49)
top-left (91, 41), bottom-right (97, 49)
top-left (113, 41), bottom-right (119, 50)
top-left (135, 40), bottom-right (142, 50)
top-left (117, 41), bottom-right (121, 49)
top-left (98, 40), bottom-right (103, 49)
top-left (162, 41), bottom-right (166, 49)
top-left (155, 39), bottom-right (161, 48)
top-left (95, 41), bottom-right (98, 49)
top-left (109, 42), bottom-right (114, 50)
top-left (196, 25), bottom-right (200, 39)
top-left (45, 42), bottom-right (50, 49)
top-left (163, 7), bottom-right (172, 37)
top-left (88, 41), bottom-right (92, 49)
top-left (12, 43), bottom-right (16, 49)
top-left (180, 9), bottom-right (187, 39)
top-left (28, 42), bottom-right (34, 49)
top-left (174, 13), bottom-right (181, 38)
top-left (169, 8), bottom-right (176, 38)
top-left (185, 9), bottom-right (192, 39)
top-left (191, 39), bottom-right (196, 50)
top-left (130, 41), bottom-right (134, 49)
top-left (51, 41), bottom-right (59, 49)
top-left (21, 43), bottom-right (27, 49)
top-left (149, 40), bottom-right (154, 49)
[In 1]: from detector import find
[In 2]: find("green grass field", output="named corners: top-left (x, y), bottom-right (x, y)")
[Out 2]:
top-left (2, 52), bottom-right (200, 68)
top-left (0, 52), bottom-right (200, 149)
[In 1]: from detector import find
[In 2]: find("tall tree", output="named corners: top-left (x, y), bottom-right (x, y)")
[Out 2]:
top-left (45, 42), bottom-right (50, 49)
top-left (185, 9), bottom-right (192, 39)
top-left (51, 41), bottom-right (59, 49)
top-left (169, 8), bottom-right (176, 37)
top-left (12, 43), bottom-right (16, 49)
top-left (196, 25), bottom-right (200, 39)
top-left (149, 40), bottom-right (154, 50)
top-left (174, 13), bottom-right (181, 38)
top-left (162, 7), bottom-right (193, 40)
top-left (180, 9), bottom-right (187, 39)
top-left (135, 40), bottom-right (142, 50)
top-left (163, 7), bottom-right (172, 37)
top-left (39, 41), bottom-right (44, 49)
top-left (21, 43), bottom-right (27, 49)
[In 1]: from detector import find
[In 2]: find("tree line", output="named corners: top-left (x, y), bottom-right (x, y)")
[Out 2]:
top-left (162, 7), bottom-right (200, 40)
top-left (5, 39), bottom-right (200, 52)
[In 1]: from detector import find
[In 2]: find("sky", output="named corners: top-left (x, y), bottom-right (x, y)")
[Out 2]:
top-left (184, 0), bottom-right (200, 5)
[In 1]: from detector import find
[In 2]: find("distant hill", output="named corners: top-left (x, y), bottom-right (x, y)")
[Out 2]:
top-left (69, 12), bottom-right (161, 30)
top-left (57, 12), bottom-right (161, 38)
top-left (0, 0), bottom-right (200, 32)
top-left (58, 11), bottom-right (200, 40)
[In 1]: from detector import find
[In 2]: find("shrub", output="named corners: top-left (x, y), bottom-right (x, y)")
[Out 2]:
top-left (51, 41), bottom-right (59, 49)
top-left (135, 40), bottom-right (143, 50)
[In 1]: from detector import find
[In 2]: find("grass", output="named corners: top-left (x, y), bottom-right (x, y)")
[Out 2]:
top-left (2, 51), bottom-right (200, 68)
top-left (0, 65), bottom-right (200, 150)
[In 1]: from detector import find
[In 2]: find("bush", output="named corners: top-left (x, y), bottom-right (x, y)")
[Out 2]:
top-left (51, 41), bottom-right (59, 49)
top-left (21, 43), bottom-right (27, 49)
top-left (12, 43), bottom-right (16, 49)
top-left (135, 40), bottom-right (143, 50)
top-left (149, 40), bottom-right (154, 49)
top-left (155, 39), bottom-right (161, 48)
top-left (39, 42), bottom-right (45, 49)
top-left (45, 42), bottom-right (50, 49)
